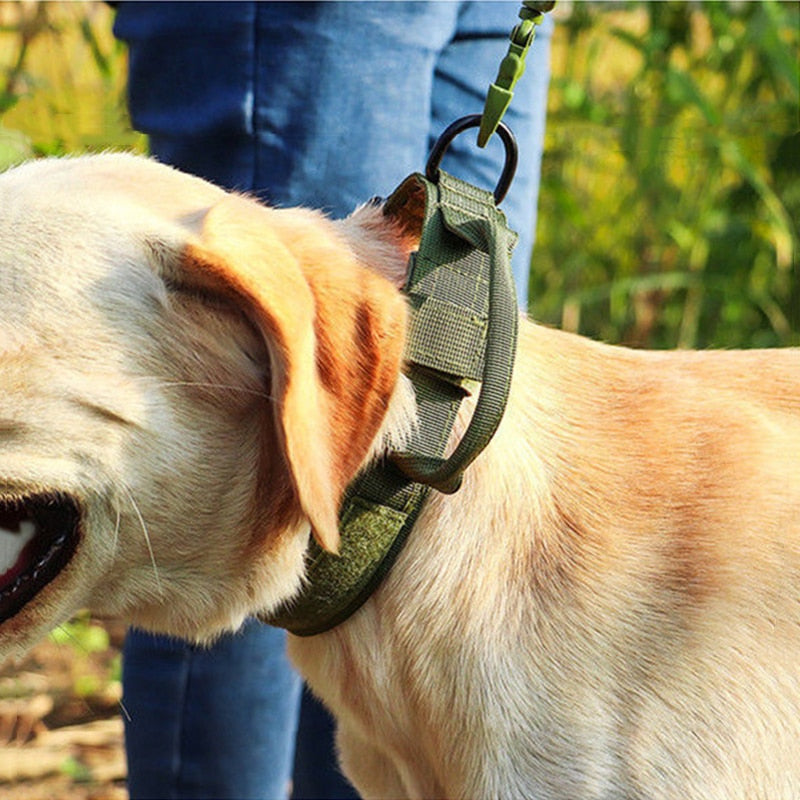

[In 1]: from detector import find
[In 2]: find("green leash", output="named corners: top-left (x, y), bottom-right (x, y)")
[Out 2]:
top-left (264, 117), bottom-right (519, 636)
top-left (478, 1), bottom-right (556, 147)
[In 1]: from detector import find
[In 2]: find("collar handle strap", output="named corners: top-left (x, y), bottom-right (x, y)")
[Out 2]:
top-left (387, 169), bottom-right (519, 495)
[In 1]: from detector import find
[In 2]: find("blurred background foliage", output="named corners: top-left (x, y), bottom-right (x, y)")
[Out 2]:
top-left (0, 0), bottom-right (798, 350)
top-left (0, 1), bottom-right (143, 158)
top-left (539, 1), bottom-right (798, 348)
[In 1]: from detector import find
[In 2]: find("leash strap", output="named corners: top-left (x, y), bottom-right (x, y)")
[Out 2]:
top-left (264, 123), bottom-right (519, 637)
top-left (478, 1), bottom-right (556, 147)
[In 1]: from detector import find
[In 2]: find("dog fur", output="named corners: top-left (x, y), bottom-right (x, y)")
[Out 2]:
top-left (0, 154), bottom-right (798, 798)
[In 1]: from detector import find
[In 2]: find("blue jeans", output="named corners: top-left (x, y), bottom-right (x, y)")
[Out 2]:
top-left (123, 622), bottom-right (301, 800)
top-left (114, 3), bottom-right (551, 799)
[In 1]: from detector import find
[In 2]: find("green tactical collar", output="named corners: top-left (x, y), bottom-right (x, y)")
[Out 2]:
top-left (263, 116), bottom-right (519, 637)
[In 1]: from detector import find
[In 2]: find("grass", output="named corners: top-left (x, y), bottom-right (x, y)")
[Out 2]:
top-left (0, 1), bottom-right (144, 161)
top-left (536, 1), bottom-right (798, 348)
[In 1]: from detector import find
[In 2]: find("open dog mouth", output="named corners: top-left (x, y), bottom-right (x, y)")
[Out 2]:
top-left (0, 493), bottom-right (80, 623)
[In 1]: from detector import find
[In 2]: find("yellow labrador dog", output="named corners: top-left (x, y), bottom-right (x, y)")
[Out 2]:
top-left (0, 154), bottom-right (798, 799)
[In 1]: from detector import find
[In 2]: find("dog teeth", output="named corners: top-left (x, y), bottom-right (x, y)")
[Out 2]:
top-left (0, 520), bottom-right (37, 574)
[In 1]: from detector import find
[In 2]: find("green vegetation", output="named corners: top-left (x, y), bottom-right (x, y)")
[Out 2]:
top-left (49, 611), bottom-right (121, 696)
top-left (537, 1), bottom-right (798, 348)
top-left (0, 1), bottom-right (797, 353)
top-left (0, 1), bottom-right (143, 162)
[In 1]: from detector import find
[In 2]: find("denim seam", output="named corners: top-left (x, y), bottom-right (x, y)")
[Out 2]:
top-left (250, 1), bottom-right (261, 195)
top-left (172, 647), bottom-right (193, 800)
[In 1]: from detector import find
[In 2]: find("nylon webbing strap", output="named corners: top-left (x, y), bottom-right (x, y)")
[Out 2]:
top-left (389, 171), bottom-right (519, 493)
top-left (263, 170), bottom-right (518, 637)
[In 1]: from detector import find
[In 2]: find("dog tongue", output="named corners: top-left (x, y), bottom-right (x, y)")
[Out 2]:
top-left (0, 519), bottom-right (37, 580)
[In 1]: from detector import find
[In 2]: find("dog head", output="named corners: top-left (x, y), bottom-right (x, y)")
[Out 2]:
top-left (0, 154), bottom-right (416, 658)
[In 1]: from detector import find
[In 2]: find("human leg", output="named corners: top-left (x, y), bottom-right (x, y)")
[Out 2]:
top-left (114, 4), bottom-right (551, 799)
top-left (116, 0), bottom-right (551, 282)
top-left (123, 622), bottom-right (301, 800)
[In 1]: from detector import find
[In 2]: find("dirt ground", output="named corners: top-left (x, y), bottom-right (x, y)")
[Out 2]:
top-left (0, 620), bottom-right (128, 800)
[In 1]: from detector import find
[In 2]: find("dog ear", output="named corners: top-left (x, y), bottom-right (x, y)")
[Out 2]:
top-left (175, 195), bottom-right (407, 553)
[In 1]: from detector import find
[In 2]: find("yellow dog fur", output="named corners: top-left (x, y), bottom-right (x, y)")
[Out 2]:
top-left (0, 154), bottom-right (798, 798)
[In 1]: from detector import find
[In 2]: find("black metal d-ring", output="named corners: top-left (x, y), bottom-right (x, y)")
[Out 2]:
top-left (425, 114), bottom-right (518, 205)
